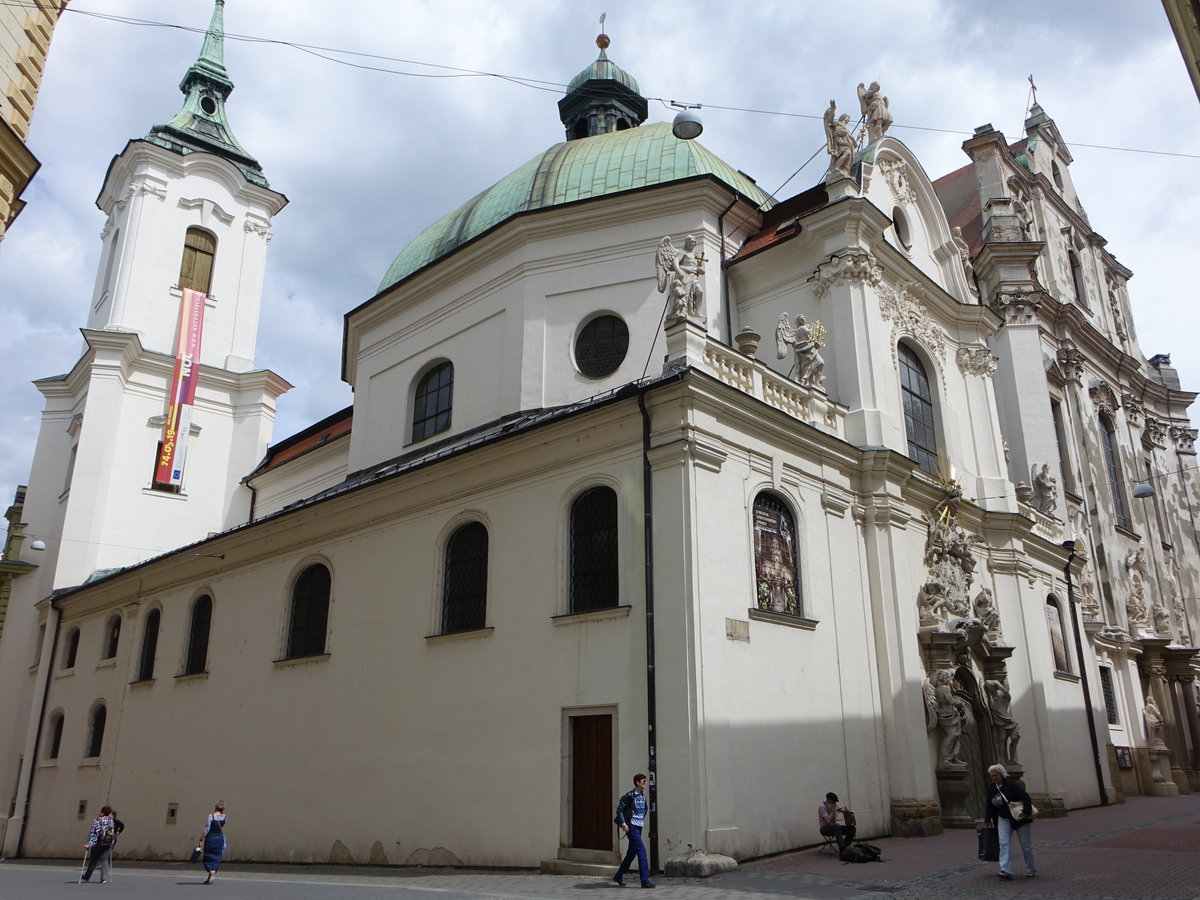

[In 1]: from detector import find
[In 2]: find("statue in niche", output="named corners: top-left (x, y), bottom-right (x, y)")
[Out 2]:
top-left (973, 587), bottom-right (1002, 642)
top-left (655, 234), bottom-right (707, 325)
top-left (857, 81), bottom-right (893, 142)
top-left (775, 313), bottom-right (826, 388)
top-left (1030, 463), bottom-right (1058, 515)
top-left (1144, 695), bottom-right (1166, 747)
top-left (951, 226), bottom-right (977, 292)
top-left (924, 669), bottom-right (967, 769)
top-left (1125, 544), bottom-right (1150, 632)
top-left (1174, 595), bottom-right (1192, 646)
top-left (1153, 602), bottom-right (1173, 638)
top-left (986, 678), bottom-right (1020, 764)
top-left (1079, 579), bottom-right (1101, 621)
top-left (823, 99), bottom-right (856, 181)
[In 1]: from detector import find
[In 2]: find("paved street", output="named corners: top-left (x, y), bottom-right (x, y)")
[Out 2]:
top-left (3, 791), bottom-right (1199, 899)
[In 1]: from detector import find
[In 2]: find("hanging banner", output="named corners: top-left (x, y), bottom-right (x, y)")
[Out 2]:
top-left (155, 288), bottom-right (207, 486)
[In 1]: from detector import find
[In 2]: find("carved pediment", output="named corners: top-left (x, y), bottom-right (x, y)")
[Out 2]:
top-left (1088, 380), bottom-right (1120, 415)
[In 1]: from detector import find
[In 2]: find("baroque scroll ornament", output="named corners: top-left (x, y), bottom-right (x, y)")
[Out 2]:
top-left (879, 280), bottom-right (949, 369)
top-left (809, 250), bottom-right (883, 299)
top-left (955, 347), bottom-right (996, 377)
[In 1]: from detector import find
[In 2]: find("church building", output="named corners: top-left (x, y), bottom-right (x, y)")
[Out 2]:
top-left (1, 2), bottom-right (1197, 873)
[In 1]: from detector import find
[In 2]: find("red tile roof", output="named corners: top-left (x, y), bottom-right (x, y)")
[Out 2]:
top-left (247, 406), bottom-right (353, 479)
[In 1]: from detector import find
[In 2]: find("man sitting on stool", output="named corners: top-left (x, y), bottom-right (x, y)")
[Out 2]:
top-left (818, 791), bottom-right (856, 851)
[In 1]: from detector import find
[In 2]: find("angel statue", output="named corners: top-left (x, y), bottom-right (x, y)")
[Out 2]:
top-left (857, 81), bottom-right (893, 142)
top-left (655, 234), bottom-right (707, 325)
top-left (823, 99), bottom-right (856, 181)
top-left (775, 312), bottom-right (826, 388)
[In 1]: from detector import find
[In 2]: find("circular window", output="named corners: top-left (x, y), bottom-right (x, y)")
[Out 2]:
top-left (575, 315), bottom-right (629, 378)
top-left (200, 96), bottom-right (217, 115)
top-left (892, 206), bottom-right (912, 251)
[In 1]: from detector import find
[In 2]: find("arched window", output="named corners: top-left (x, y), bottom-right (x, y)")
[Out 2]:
top-left (892, 206), bottom-right (912, 250)
top-left (46, 712), bottom-right (64, 760)
top-left (442, 523), bottom-right (489, 633)
top-left (412, 362), bottom-right (454, 442)
top-left (102, 615), bottom-right (121, 660)
top-left (63, 628), bottom-right (80, 669)
top-left (184, 595), bottom-right (213, 675)
top-left (87, 705), bottom-right (106, 758)
top-left (138, 609), bottom-right (160, 681)
top-left (1099, 414), bottom-right (1129, 529)
top-left (1068, 250), bottom-right (1087, 306)
top-left (899, 344), bottom-right (938, 474)
top-left (287, 564), bottom-right (331, 659)
top-left (569, 486), bottom-right (619, 613)
top-left (753, 492), bottom-right (801, 615)
top-left (178, 227), bottom-right (216, 294)
top-left (1045, 596), bottom-right (1071, 673)
top-left (1051, 160), bottom-right (1064, 190)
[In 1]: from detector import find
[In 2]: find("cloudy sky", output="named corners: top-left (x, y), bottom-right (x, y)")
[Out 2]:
top-left (2, 0), bottom-right (1197, 539)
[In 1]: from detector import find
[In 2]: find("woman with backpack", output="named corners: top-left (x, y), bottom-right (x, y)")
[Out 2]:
top-left (80, 805), bottom-right (116, 883)
top-left (199, 801), bottom-right (228, 884)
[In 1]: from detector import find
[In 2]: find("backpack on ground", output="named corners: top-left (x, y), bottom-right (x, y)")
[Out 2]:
top-left (840, 841), bottom-right (882, 863)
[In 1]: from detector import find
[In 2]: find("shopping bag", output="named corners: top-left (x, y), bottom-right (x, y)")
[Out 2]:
top-left (190, 845), bottom-right (202, 864)
top-left (977, 826), bottom-right (999, 861)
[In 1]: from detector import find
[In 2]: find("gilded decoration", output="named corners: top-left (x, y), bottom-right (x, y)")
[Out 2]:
top-left (918, 481), bottom-right (992, 637)
top-left (809, 250), bottom-right (883, 299)
top-left (956, 346), bottom-right (997, 378)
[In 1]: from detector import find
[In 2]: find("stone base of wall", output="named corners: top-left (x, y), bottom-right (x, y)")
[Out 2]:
top-left (889, 797), bottom-right (943, 837)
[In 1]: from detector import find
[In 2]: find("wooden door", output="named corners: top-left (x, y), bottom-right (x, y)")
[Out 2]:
top-left (571, 714), bottom-right (612, 850)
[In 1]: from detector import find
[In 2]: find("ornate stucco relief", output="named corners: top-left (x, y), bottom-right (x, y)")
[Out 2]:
top-left (955, 347), bottom-right (997, 378)
top-left (808, 250), bottom-right (883, 299)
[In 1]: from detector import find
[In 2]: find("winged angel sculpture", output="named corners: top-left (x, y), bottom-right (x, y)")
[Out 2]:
top-left (655, 235), bottom-right (706, 325)
top-left (776, 312), bottom-right (826, 388)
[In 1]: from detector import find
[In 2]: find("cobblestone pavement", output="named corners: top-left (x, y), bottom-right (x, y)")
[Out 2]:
top-left (3, 792), bottom-right (1199, 899)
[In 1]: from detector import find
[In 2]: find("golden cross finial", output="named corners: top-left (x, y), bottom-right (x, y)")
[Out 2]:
top-left (600, 12), bottom-right (606, 28)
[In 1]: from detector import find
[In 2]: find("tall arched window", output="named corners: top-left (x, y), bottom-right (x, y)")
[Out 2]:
top-left (412, 361), bottom-right (454, 442)
top-left (63, 628), bottom-right (80, 669)
top-left (753, 492), bottom-right (801, 616)
top-left (569, 486), bottom-right (619, 613)
top-left (178, 227), bottom-right (216, 294)
top-left (442, 523), bottom-right (489, 633)
top-left (1099, 414), bottom-right (1129, 529)
top-left (86, 705), bottom-right (106, 758)
top-left (46, 712), bottom-right (64, 760)
top-left (102, 615), bottom-right (121, 660)
top-left (899, 344), bottom-right (938, 474)
top-left (138, 609), bottom-right (161, 681)
top-left (1068, 250), bottom-right (1087, 306)
top-left (1045, 596), bottom-right (1071, 673)
top-left (184, 595), bottom-right (213, 675)
top-left (286, 564), bottom-right (331, 659)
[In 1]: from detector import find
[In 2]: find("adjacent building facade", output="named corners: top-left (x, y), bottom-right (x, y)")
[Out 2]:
top-left (1, 5), bottom-right (1197, 872)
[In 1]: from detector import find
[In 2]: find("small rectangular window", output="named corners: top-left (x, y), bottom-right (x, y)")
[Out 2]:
top-left (1050, 399), bottom-right (1075, 494)
top-left (178, 228), bottom-right (216, 295)
top-left (1099, 666), bottom-right (1119, 725)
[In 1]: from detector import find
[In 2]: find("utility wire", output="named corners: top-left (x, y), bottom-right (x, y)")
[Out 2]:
top-left (12, 0), bottom-right (1197, 162)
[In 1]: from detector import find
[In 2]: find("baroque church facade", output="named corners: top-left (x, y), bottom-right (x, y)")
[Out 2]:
top-left (1, 3), bottom-right (1198, 871)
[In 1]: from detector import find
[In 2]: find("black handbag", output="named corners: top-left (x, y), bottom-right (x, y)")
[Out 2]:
top-left (977, 826), bottom-right (999, 861)
top-left (189, 844), bottom-right (202, 864)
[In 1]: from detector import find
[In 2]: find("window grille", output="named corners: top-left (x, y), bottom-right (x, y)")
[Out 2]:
top-left (178, 227), bottom-right (216, 294)
top-left (899, 344), bottom-right (938, 474)
top-left (287, 564), bottom-right (331, 658)
top-left (412, 362), bottom-right (454, 442)
top-left (185, 595), bottom-right (212, 675)
top-left (570, 487), bottom-right (619, 613)
top-left (753, 492), bottom-right (801, 615)
top-left (103, 616), bottom-right (121, 660)
top-left (576, 315), bottom-right (629, 378)
top-left (63, 629), bottom-right (80, 669)
top-left (1099, 666), bottom-right (1119, 725)
top-left (442, 523), bottom-right (489, 633)
top-left (138, 610), bottom-right (160, 681)
top-left (1099, 415), bottom-right (1129, 528)
top-left (87, 706), bottom-right (106, 758)
top-left (47, 714), bottom-right (64, 759)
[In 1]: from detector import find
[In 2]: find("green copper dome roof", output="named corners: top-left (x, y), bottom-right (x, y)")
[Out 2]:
top-left (378, 123), bottom-right (773, 292)
top-left (566, 48), bottom-right (640, 94)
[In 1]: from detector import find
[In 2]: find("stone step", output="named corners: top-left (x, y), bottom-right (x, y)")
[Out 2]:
top-left (540, 857), bottom-right (620, 877)
top-left (557, 847), bottom-right (620, 864)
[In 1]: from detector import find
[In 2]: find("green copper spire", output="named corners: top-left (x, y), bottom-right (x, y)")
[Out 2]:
top-left (144, 0), bottom-right (268, 187)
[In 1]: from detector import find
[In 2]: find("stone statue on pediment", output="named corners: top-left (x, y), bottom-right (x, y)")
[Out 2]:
top-left (1144, 695), bottom-right (1166, 747)
top-left (857, 81), bottom-right (893, 142)
top-left (924, 669), bottom-right (967, 769)
top-left (656, 234), bottom-right (707, 326)
top-left (776, 313), bottom-right (826, 388)
top-left (973, 587), bottom-right (1002, 643)
top-left (986, 678), bottom-right (1020, 764)
top-left (1030, 463), bottom-right (1057, 515)
top-left (823, 100), bottom-right (856, 181)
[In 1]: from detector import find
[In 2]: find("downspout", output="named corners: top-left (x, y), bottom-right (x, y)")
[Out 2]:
top-left (15, 594), bottom-right (61, 857)
top-left (717, 195), bottom-right (739, 342)
top-left (637, 389), bottom-right (659, 874)
top-left (1061, 540), bottom-right (1109, 805)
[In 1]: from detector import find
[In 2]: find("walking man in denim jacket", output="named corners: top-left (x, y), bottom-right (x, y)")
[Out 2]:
top-left (613, 773), bottom-right (654, 888)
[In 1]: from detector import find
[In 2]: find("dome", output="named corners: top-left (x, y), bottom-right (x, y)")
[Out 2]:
top-left (378, 123), bottom-right (774, 292)
top-left (566, 49), bottom-right (640, 95)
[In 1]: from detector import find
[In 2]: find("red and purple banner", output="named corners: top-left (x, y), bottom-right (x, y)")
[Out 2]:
top-left (156, 288), bottom-right (207, 486)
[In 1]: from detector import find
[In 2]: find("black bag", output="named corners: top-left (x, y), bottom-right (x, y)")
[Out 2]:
top-left (95, 821), bottom-right (115, 848)
top-left (839, 841), bottom-right (882, 863)
top-left (189, 845), bottom-right (202, 864)
top-left (977, 826), bottom-right (999, 862)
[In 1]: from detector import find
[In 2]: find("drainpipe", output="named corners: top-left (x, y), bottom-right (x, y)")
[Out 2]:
top-left (1062, 540), bottom-right (1109, 806)
top-left (637, 390), bottom-right (659, 874)
top-left (14, 594), bottom-right (62, 857)
top-left (717, 195), bottom-right (739, 342)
